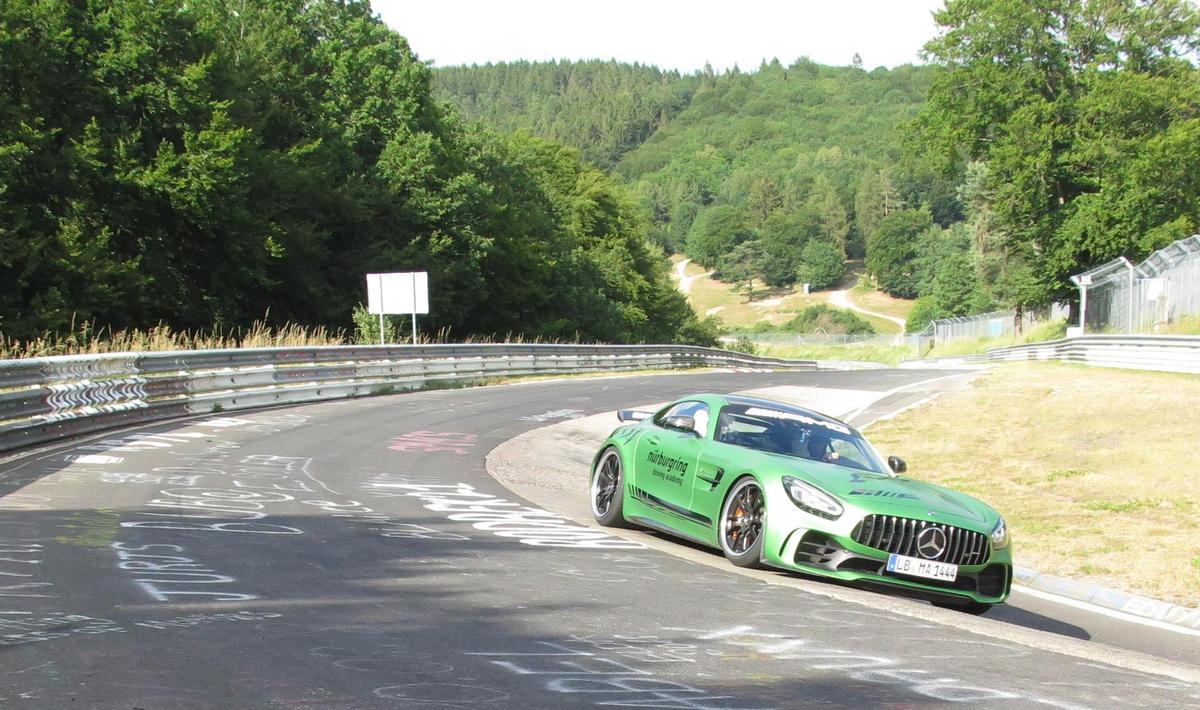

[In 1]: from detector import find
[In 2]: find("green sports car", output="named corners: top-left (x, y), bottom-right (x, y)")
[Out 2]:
top-left (589, 394), bottom-right (1012, 613)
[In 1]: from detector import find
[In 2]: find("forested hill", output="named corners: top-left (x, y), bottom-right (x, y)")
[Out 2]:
top-left (0, 1), bottom-right (703, 345)
top-left (613, 61), bottom-right (934, 256)
top-left (436, 7), bottom-right (1200, 330)
top-left (435, 60), bottom-right (932, 254)
top-left (435, 60), bottom-right (698, 171)
top-left (434, 59), bottom-right (936, 280)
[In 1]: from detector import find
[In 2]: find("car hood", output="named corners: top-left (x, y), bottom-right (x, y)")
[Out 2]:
top-left (785, 462), bottom-right (995, 526)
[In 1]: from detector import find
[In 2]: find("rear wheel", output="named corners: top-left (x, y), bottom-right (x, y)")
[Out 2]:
top-left (590, 447), bottom-right (630, 528)
top-left (719, 477), bottom-right (766, 568)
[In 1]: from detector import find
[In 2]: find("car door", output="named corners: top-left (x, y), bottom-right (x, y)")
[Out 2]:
top-left (690, 404), bottom-right (758, 524)
top-left (633, 400), bottom-right (709, 516)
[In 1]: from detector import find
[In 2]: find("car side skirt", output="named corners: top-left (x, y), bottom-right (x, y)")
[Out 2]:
top-left (629, 485), bottom-right (713, 527)
top-left (626, 516), bottom-right (714, 549)
top-left (623, 490), bottom-right (720, 549)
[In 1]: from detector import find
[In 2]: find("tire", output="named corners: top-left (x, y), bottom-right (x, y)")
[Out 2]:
top-left (590, 447), bottom-right (630, 528)
top-left (932, 599), bottom-right (993, 616)
top-left (719, 477), bottom-right (766, 569)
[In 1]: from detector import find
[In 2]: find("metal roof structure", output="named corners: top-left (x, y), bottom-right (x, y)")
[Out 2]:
top-left (1136, 234), bottom-right (1200, 278)
top-left (1069, 256), bottom-right (1133, 289)
top-left (1070, 234), bottom-right (1200, 288)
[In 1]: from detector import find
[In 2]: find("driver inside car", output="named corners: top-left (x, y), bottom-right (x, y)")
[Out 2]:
top-left (806, 432), bottom-right (840, 464)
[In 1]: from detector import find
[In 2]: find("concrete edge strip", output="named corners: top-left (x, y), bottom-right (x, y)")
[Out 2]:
top-left (1012, 585), bottom-right (1200, 639)
top-left (1013, 566), bottom-right (1200, 633)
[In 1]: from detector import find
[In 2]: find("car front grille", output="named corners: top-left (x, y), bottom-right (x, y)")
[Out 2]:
top-left (851, 515), bottom-right (989, 566)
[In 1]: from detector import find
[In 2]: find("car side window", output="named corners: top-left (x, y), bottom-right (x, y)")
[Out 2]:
top-left (655, 401), bottom-right (710, 438)
top-left (716, 409), bottom-right (771, 448)
top-left (829, 439), bottom-right (872, 469)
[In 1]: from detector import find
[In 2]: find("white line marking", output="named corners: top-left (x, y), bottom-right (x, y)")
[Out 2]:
top-left (63, 454), bottom-right (124, 465)
top-left (843, 372), bottom-right (973, 424)
top-left (1012, 585), bottom-right (1200, 638)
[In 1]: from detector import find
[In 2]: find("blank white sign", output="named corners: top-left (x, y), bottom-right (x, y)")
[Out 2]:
top-left (366, 272), bottom-right (429, 314)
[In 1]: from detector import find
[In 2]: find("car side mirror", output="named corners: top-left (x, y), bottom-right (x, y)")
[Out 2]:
top-left (663, 415), bottom-right (698, 435)
top-left (887, 456), bottom-right (907, 474)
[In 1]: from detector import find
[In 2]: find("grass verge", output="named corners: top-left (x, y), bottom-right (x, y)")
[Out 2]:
top-left (865, 361), bottom-right (1200, 608)
top-left (921, 319), bottom-right (1069, 358)
top-left (759, 343), bottom-right (914, 366)
top-left (0, 320), bottom-right (611, 360)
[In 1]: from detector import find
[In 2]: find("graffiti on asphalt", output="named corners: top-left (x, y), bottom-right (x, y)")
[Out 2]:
top-left (363, 478), bottom-right (645, 549)
top-left (111, 542), bottom-right (257, 602)
top-left (389, 431), bottom-right (478, 455)
top-left (469, 640), bottom-right (764, 709)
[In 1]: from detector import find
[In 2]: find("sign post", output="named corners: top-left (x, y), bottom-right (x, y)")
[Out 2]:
top-left (366, 272), bottom-right (429, 344)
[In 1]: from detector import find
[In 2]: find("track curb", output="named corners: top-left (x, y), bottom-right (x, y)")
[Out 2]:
top-left (1014, 566), bottom-right (1200, 632)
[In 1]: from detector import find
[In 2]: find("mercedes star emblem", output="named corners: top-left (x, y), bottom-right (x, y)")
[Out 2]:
top-left (917, 526), bottom-right (948, 560)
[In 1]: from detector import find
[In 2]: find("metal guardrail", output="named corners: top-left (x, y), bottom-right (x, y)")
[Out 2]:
top-left (0, 344), bottom-right (817, 454)
top-left (904, 335), bottom-right (1200, 374)
top-left (984, 334), bottom-right (1200, 373)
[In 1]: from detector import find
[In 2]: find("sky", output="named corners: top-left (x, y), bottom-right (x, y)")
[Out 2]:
top-left (373, 0), bottom-right (947, 73)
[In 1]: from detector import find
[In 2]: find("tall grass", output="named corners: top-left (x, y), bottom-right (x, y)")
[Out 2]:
top-left (1157, 315), bottom-right (1200, 335)
top-left (759, 342), bottom-right (913, 366)
top-left (0, 319), bottom-right (350, 360)
top-left (0, 319), bottom-right (611, 360)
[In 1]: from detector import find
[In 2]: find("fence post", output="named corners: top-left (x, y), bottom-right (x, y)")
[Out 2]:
top-left (1124, 258), bottom-right (1135, 333)
top-left (1077, 276), bottom-right (1089, 334)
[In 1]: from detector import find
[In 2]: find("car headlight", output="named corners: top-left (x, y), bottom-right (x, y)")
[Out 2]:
top-left (782, 476), bottom-right (843, 520)
top-left (991, 517), bottom-right (1009, 550)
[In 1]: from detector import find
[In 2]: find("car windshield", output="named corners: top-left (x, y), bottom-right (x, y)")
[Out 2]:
top-left (715, 403), bottom-right (889, 474)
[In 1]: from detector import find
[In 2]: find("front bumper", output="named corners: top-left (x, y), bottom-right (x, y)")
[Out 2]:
top-left (780, 528), bottom-right (1012, 603)
top-left (761, 479), bottom-right (1012, 604)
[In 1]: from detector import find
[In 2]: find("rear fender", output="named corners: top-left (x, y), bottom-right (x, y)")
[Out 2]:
top-left (592, 439), bottom-right (637, 490)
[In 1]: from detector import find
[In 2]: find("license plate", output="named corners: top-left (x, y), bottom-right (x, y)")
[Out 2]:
top-left (886, 553), bottom-right (958, 582)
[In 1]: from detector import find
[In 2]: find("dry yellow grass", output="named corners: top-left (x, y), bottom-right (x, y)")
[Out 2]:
top-left (674, 255), bottom-right (861, 329)
top-left (852, 288), bottom-right (915, 323)
top-left (847, 264), bottom-right (916, 324)
top-left (866, 362), bottom-right (1200, 607)
top-left (0, 320), bottom-right (571, 360)
top-left (675, 256), bottom-right (913, 335)
top-left (839, 306), bottom-right (903, 336)
top-left (761, 342), bottom-right (913, 366)
top-left (1, 320), bottom-right (350, 359)
top-left (1158, 315), bottom-right (1200, 335)
top-left (688, 277), bottom-right (826, 328)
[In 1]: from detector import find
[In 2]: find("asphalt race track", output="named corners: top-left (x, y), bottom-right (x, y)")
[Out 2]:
top-left (0, 369), bottom-right (1197, 709)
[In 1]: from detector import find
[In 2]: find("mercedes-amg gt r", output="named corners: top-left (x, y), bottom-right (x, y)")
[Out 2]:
top-left (588, 394), bottom-right (1012, 613)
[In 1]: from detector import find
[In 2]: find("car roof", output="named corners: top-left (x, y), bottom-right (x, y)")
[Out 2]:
top-left (706, 394), bottom-right (857, 433)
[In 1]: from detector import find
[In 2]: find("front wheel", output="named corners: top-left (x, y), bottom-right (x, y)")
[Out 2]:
top-left (719, 477), bottom-right (766, 568)
top-left (590, 447), bottom-right (630, 528)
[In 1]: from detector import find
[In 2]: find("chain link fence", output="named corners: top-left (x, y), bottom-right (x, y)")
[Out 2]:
top-left (1073, 235), bottom-right (1200, 333)
top-left (909, 307), bottom-right (1065, 355)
